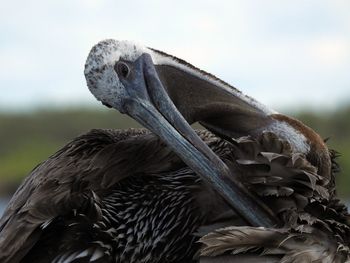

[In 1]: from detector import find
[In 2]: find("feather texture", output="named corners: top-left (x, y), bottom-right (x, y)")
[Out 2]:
top-left (199, 133), bottom-right (350, 262)
top-left (1, 129), bottom-right (349, 262)
top-left (0, 129), bottom-right (234, 263)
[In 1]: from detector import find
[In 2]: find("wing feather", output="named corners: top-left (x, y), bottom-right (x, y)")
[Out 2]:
top-left (0, 128), bottom-right (183, 263)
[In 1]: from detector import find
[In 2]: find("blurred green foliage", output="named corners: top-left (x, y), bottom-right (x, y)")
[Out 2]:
top-left (0, 106), bottom-right (349, 197)
top-left (291, 107), bottom-right (350, 198)
top-left (0, 108), bottom-right (140, 194)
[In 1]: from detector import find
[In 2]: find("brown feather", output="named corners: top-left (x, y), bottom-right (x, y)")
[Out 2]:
top-left (0, 128), bottom-right (234, 263)
top-left (199, 132), bottom-right (350, 263)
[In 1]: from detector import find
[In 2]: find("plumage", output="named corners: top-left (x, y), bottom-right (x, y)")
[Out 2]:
top-left (0, 129), bottom-right (241, 263)
top-left (200, 226), bottom-right (348, 263)
top-left (1, 39), bottom-right (349, 262)
top-left (199, 133), bottom-right (350, 262)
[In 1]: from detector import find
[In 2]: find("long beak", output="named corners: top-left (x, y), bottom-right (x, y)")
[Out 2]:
top-left (119, 54), bottom-right (278, 227)
top-left (118, 54), bottom-right (278, 227)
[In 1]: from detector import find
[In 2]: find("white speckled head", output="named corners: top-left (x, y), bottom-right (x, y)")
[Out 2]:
top-left (84, 39), bottom-right (150, 111)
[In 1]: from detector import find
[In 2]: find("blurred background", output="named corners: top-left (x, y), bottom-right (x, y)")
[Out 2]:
top-left (0, 0), bottom-right (349, 214)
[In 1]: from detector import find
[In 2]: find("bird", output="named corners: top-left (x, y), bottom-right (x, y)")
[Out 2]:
top-left (0, 39), bottom-right (348, 263)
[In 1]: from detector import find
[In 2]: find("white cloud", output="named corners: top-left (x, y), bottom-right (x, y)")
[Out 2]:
top-left (310, 37), bottom-right (350, 67)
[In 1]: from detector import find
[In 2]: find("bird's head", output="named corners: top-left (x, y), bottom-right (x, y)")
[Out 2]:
top-left (85, 39), bottom-right (149, 113)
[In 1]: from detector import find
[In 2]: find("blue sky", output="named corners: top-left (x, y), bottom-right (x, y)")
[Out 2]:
top-left (0, 0), bottom-right (349, 112)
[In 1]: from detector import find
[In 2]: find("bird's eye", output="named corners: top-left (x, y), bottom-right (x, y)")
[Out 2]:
top-left (114, 62), bottom-right (130, 78)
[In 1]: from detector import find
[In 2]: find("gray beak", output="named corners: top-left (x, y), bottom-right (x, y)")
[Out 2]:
top-left (113, 53), bottom-right (278, 227)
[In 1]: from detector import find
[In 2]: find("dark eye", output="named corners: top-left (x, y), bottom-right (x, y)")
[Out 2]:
top-left (114, 62), bottom-right (130, 78)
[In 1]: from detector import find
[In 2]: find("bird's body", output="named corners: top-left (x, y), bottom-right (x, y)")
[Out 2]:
top-left (1, 39), bottom-right (349, 262)
top-left (2, 127), bottom-right (349, 262)
top-left (0, 129), bottom-right (238, 263)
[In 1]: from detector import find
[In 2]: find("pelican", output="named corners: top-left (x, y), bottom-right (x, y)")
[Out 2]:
top-left (0, 39), bottom-right (349, 263)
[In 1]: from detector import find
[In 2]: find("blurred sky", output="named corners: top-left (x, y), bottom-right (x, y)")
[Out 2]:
top-left (0, 0), bottom-right (349, 112)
